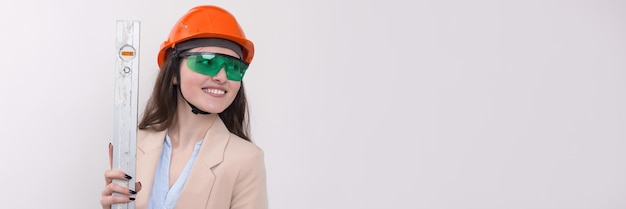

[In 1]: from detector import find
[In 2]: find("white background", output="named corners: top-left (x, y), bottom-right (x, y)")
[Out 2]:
top-left (0, 0), bottom-right (624, 208)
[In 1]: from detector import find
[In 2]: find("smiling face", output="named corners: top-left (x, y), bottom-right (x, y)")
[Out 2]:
top-left (177, 46), bottom-right (242, 114)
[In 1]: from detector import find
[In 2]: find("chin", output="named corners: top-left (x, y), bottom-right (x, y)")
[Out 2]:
top-left (202, 106), bottom-right (228, 114)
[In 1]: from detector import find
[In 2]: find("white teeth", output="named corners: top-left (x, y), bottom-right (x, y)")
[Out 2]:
top-left (203, 88), bottom-right (225, 95)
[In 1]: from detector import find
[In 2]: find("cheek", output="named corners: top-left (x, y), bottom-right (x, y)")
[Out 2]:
top-left (228, 81), bottom-right (241, 93)
top-left (178, 68), bottom-right (203, 97)
top-left (179, 66), bottom-right (203, 85)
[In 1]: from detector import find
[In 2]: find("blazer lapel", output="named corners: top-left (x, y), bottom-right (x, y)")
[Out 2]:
top-left (175, 117), bottom-right (230, 209)
top-left (135, 129), bottom-right (166, 209)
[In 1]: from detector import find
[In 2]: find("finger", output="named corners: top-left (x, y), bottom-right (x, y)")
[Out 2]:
top-left (104, 169), bottom-right (131, 185)
top-left (101, 182), bottom-right (135, 196)
top-left (100, 194), bottom-right (135, 207)
top-left (135, 181), bottom-right (142, 193)
top-left (108, 143), bottom-right (113, 169)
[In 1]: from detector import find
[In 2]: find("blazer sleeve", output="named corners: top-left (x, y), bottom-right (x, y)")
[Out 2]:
top-left (230, 147), bottom-right (268, 209)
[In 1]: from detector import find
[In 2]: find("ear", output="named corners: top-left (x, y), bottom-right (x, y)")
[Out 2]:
top-left (172, 76), bottom-right (178, 85)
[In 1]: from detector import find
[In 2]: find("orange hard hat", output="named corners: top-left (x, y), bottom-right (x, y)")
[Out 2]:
top-left (157, 5), bottom-right (254, 68)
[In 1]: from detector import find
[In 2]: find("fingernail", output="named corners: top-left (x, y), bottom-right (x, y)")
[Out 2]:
top-left (109, 142), bottom-right (112, 148)
top-left (129, 189), bottom-right (137, 195)
top-left (125, 174), bottom-right (132, 180)
top-left (129, 197), bottom-right (135, 201)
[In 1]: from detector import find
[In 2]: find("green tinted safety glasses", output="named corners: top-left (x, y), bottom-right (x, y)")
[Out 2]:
top-left (180, 52), bottom-right (249, 81)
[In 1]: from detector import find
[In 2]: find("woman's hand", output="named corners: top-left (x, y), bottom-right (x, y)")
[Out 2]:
top-left (100, 143), bottom-right (142, 209)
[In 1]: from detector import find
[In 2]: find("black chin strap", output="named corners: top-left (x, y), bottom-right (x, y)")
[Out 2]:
top-left (186, 99), bottom-right (210, 115)
top-left (173, 54), bottom-right (211, 115)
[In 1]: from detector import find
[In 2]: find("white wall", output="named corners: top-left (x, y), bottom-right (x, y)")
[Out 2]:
top-left (0, 0), bottom-right (624, 208)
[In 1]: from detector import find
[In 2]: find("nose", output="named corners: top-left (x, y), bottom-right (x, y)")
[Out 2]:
top-left (212, 67), bottom-right (227, 83)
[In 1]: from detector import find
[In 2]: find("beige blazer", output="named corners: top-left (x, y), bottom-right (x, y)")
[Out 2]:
top-left (134, 117), bottom-right (268, 209)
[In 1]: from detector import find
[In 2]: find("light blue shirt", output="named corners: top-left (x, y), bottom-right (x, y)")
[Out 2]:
top-left (148, 134), bottom-right (203, 209)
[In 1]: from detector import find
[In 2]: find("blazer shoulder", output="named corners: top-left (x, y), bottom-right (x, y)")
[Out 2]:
top-left (224, 134), bottom-right (264, 162)
top-left (136, 128), bottom-right (166, 151)
top-left (229, 134), bottom-right (263, 151)
top-left (137, 128), bottom-right (154, 143)
top-left (223, 134), bottom-right (268, 209)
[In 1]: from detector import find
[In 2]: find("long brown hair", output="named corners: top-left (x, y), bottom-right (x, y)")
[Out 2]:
top-left (138, 51), bottom-right (251, 141)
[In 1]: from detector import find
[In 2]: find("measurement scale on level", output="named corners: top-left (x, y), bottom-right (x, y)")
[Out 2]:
top-left (112, 20), bottom-right (140, 209)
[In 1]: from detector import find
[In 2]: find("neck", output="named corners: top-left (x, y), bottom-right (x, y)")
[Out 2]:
top-left (168, 97), bottom-right (218, 149)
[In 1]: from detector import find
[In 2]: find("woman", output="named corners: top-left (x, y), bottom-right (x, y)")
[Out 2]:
top-left (100, 5), bottom-right (267, 209)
